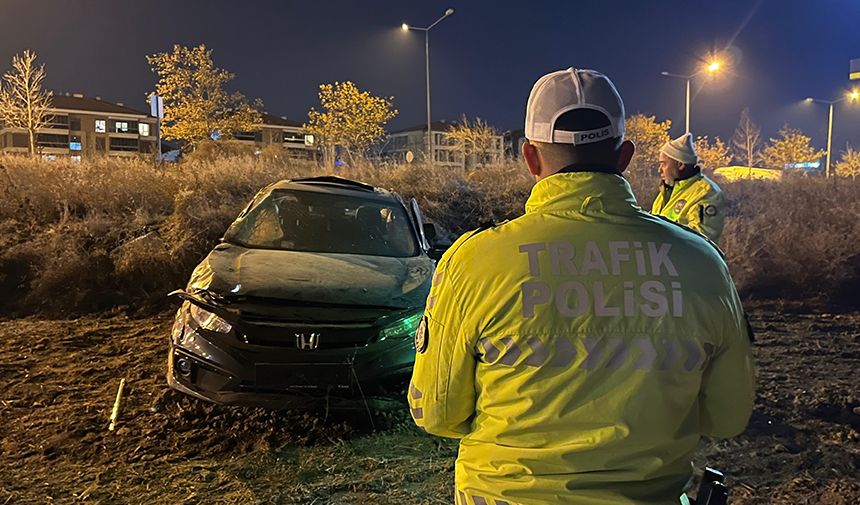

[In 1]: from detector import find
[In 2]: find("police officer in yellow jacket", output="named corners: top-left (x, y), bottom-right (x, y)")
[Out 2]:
top-left (409, 68), bottom-right (755, 505)
top-left (652, 134), bottom-right (727, 243)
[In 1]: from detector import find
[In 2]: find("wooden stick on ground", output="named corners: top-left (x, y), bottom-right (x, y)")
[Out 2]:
top-left (108, 378), bottom-right (126, 432)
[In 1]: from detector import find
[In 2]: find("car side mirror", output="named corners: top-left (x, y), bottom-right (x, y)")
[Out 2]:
top-left (423, 223), bottom-right (437, 243)
top-left (427, 245), bottom-right (448, 261)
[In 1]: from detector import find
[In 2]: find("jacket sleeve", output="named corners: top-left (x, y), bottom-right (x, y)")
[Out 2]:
top-left (408, 244), bottom-right (477, 438)
top-left (699, 293), bottom-right (756, 438)
top-left (685, 193), bottom-right (726, 243)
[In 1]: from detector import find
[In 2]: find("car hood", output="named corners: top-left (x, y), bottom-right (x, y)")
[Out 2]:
top-left (186, 243), bottom-right (433, 309)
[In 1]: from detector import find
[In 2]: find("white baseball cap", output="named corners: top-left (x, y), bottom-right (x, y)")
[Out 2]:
top-left (525, 68), bottom-right (625, 145)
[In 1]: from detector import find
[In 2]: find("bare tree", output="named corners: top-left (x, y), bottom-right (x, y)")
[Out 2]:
top-left (833, 145), bottom-right (860, 180)
top-left (447, 114), bottom-right (501, 169)
top-left (731, 108), bottom-right (762, 170)
top-left (0, 50), bottom-right (52, 157)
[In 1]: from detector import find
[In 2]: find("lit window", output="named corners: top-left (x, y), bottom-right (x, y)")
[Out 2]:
top-left (139, 123), bottom-right (150, 136)
top-left (95, 120), bottom-right (106, 133)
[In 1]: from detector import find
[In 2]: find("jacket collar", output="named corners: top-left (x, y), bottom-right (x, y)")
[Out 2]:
top-left (660, 169), bottom-right (703, 194)
top-left (556, 163), bottom-right (621, 176)
top-left (673, 169), bottom-right (703, 191)
top-left (525, 171), bottom-right (641, 215)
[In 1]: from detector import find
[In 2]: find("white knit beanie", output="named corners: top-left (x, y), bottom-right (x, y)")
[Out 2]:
top-left (661, 133), bottom-right (697, 165)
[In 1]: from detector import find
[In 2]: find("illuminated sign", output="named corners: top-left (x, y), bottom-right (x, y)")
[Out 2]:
top-left (70, 142), bottom-right (82, 151)
top-left (785, 162), bottom-right (820, 169)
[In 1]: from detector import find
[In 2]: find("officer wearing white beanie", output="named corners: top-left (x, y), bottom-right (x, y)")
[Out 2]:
top-left (652, 132), bottom-right (727, 243)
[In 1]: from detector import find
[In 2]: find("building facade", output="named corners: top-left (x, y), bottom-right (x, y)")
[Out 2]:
top-left (504, 129), bottom-right (527, 160)
top-left (231, 114), bottom-right (318, 159)
top-left (381, 120), bottom-right (504, 170)
top-left (0, 94), bottom-right (157, 160)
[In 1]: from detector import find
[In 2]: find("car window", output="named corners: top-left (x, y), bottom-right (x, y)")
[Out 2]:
top-left (224, 189), bottom-right (419, 257)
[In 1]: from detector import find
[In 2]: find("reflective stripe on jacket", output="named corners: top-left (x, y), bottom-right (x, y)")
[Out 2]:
top-left (409, 171), bottom-right (754, 505)
top-left (651, 172), bottom-right (726, 243)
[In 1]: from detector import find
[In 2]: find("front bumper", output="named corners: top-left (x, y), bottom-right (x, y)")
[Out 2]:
top-left (166, 319), bottom-right (415, 409)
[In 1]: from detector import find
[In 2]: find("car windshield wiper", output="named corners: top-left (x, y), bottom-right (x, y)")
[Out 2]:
top-left (168, 289), bottom-right (237, 314)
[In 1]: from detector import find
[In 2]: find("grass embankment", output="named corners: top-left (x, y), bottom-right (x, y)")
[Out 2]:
top-left (0, 154), bottom-right (858, 316)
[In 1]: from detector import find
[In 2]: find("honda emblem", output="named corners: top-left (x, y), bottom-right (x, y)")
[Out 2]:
top-left (296, 333), bottom-right (320, 350)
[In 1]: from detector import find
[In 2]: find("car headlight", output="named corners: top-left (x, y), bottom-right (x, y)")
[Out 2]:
top-left (380, 312), bottom-right (423, 341)
top-left (189, 304), bottom-right (233, 334)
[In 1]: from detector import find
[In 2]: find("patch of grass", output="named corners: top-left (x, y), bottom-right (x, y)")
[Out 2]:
top-left (719, 176), bottom-right (860, 306)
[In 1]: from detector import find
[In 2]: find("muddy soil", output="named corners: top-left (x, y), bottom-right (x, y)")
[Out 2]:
top-left (0, 309), bottom-right (858, 504)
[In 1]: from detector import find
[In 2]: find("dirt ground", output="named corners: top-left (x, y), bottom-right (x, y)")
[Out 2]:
top-left (0, 308), bottom-right (858, 505)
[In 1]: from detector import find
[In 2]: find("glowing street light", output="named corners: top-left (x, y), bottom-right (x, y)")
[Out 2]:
top-left (805, 91), bottom-right (860, 177)
top-left (661, 61), bottom-right (724, 134)
top-left (401, 8), bottom-right (455, 160)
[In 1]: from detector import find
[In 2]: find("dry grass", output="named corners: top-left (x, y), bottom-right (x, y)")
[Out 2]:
top-left (720, 176), bottom-right (860, 306)
top-left (0, 154), bottom-right (858, 316)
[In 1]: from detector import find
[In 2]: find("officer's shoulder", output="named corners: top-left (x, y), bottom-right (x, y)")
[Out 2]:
top-left (653, 215), bottom-right (725, 259)
top-left (439, 220), bottom-right (507, 266)
top-left (699, 174), bottom-right (725, 198)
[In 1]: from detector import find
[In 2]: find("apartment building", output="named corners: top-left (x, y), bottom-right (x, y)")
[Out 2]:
top-left (231, 114), bottom-right (318, 159)
top-left (380, 120), bottom-right (504, 170)
top-left (0, 94), bottom-right (156, 160)
top-left (504, 129), bottom-right (527, 159)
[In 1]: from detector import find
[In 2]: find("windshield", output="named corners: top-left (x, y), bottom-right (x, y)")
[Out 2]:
top-left (224, 189), bottom-right (419, 257)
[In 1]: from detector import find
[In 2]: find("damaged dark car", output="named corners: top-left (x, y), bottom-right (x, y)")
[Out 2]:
top-left (167, 176), bottom-right (443, 409)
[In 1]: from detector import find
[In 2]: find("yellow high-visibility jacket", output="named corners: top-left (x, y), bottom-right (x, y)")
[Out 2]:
top-left (409, 171), bottom-right (755, 505)
top-left (651, 172), bottom-right (726, 243)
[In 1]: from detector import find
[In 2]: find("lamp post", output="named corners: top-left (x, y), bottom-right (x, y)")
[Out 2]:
top-left (401, 8), bottom-right (454, 161)
top-left (661, 61), bottom-right (721, 134)
top-left (805, 91), bottom-right (860, 177)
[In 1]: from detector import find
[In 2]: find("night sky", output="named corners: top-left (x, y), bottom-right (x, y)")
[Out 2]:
top-left (2, 0), bottom-right (859, 154)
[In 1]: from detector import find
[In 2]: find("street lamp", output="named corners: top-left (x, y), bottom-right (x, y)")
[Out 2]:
top-left (401, 8), bottom-right (455, 160)
top-left (805, 91), bottom-right (860, 177)
top-left (661, 61), bottom-right (722, 134)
